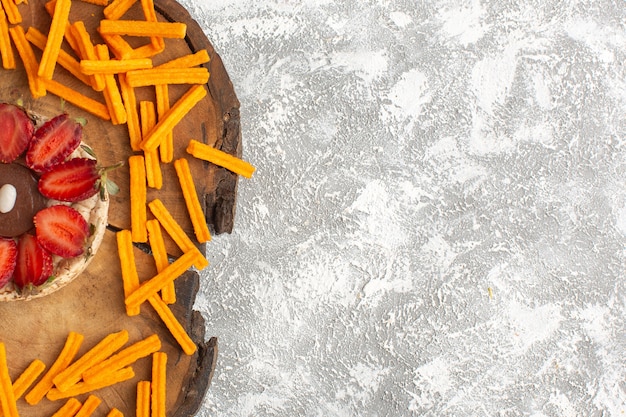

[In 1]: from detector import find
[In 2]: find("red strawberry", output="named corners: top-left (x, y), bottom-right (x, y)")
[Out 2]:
top-left (34, 205), bottom-right (90, 258)
top-left (26, 113), bottom-right (82, 173)
top-left (13, 234), bottom-right (53, 289)
top-left (0, 103), bottom-right (35, 163)
top-left (0, 237), bottom-right (17, 288)
top-left (38, 158), bottom-right (100, 202)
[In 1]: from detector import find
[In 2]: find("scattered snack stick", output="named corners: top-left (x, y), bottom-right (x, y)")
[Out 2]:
top-left (70, 21), bottom-right (106, 91)
top-left (0, 10), bottom-right (15, 70)
top-left (99, 20), bottom-right (187, 39)
top-left (140, 0), bottom-right (164, 52)
top-left (146, 219), bottom-right (175, 304)
top-left (150, 352), bottom-right (167, 417)
top-left (0, 0), bottom-right (20, 25)
top-left (154, 84), bottom-right (173, 163)
top-left (9, 26), bottom-right (47, 98)
top-left (140, 84), bottom-right (207, 152)
top-left (0, 343), bottom-right (18, 417)
top-left (43, 78), bottom-right (111, 121)
top-left (147, 198), bottom-right (208, 269)
top-left (50, 398), bottom-right (82, 417)
top-left (74, 394), bottom-right (101, 417)
top-left (38, 0), bottom-right (72, 80)
top-left (100, 33), bottom-right (134, 60)
top-left (25, 27), bottom-right (92, 87)
top-left (156, 49), bottom-right (210, 69)
top-left (116, 229), bottom-right (141, 316)
top-left (129, 155), bottom-right (148, 243)
top-left (125, 250), bottom-right (199, 310)
top-left (118, 73), bottom-right (142, 151)
top-left (174, 158), bottom-right (212, 243)
top-left (95, 44), bottom-right (127, 124)
top-left (139, 100), bottom-right (163, 189)
top-left (43, 0), bottom-right (82, 58)
top-left (25, 331), bottom-right (84, 405)
top-left (136, 380), bottom-right (150, 417)
top-left (148, 295), bottom-right (197, 355)
top-left (81, 334), bottom-right (161, 385)
top-left (53, 330), bottom-right (130, 392)
top-left (80, 57), bottom-right (153, 75)
top-left (187, 139), bottom-right (256, 178)
top-left (46, 367), bottom-right (135, 401)
top-left (9, 359), bottom-right (46, 401)
top-left (125, 67), bottom-right (209, 88)
top-left (103, 0), bottom-right (137, 20)
top-left (106, 408), bottom-right (124, 417)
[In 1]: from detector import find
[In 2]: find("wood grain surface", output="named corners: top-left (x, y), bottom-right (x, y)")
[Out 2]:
top-left (0, 0), bottom-right (241, 415)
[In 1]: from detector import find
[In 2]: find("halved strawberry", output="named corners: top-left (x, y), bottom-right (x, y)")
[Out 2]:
top-left (0, 237), bottom-right (17, 288)
top-left (26, 113), bottom-right (82, 173)
top-left (13, 234), bottom-right (53, 289)
top-left (34, 205), bottom-right (90, 258)
top-left (38, 158), bottom-right (100, 202)
top-left (0, 103), bottom-right (35, 163)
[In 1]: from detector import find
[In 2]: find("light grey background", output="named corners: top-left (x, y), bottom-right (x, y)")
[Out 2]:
top-left (177, 1), bottom-right (625, 416)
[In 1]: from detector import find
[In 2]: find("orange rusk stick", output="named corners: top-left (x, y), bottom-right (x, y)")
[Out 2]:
top-left (10, 359), bottom-right (46, 400)
top-left (43, 78), bottom-right (111, 121)
top-left (146, 219), bottom-right (174, 304)
top-left (95, 44), bottom-right (127, 125)
top-left (0, 343), bottom-right (18, 417)
top-left (106, 408), bottom-right (124, 417)
top-left (53, 330), bottom-right (130, 392)
top-left (116, 229), bottom-right (141, 316)
top-left (148, 295), bottom-right (196, 355)
top-left (46, 367), bottom-right (135, 401)
top-left (0, 0), bottom-right (20, 24)
top-left (81, 334), bottom-right (161, 385)
top-left (103, 0), bottom-right (137, 20)
top-left (150, 352), bottom-right (166, 417)
top-left (80, 57), bottom-right (153, 74)
top-left (140, 84), bottom-right (207, 152)
top-left (136, 380), bottom-right (150, 417)
top-left (100, 33), bottom-right (134, 60)
top-left (187, 139), bottom-right (256, 178)
top-left (50, 398), bottom-right (83, 417)
top-left (74, 394), bottom-right (101, 417)
top-left (147, 199), bottom-right (208, 269)
top-left (174, 158), bottom-right (211, 243)
top-left (9, 26), bottom-right (46, 98)
top-left (43, 0), bottom-right (81, 57)
top-left (25, 27), bottom-right (92, 87)
top-left (0, 10), bottom-right (15, 69)
top-left (156, 49), bottom-right (210, 69)
top-left (125, 67), bottom-right (209, 88)
top-left (139, 100), bottom-right (162, 189)
top-left (38, 0), bottom-right (71, 80)
top-left (70, 21), bottom-right (105, 91)
top-left (99, 20), bottom-right (186, 39)
top-left (118, 73), bottom-right (142, 151)
top-left (125, 250), bottom-right (199, 310)
top-left (25, 331), bottom-right (84, 405)
top-left (129, 155), bottom-right (148, 243)
top-left (140, 0), bottom-right (164, 51)
top-left (154, 84), bottom-right (173, 163)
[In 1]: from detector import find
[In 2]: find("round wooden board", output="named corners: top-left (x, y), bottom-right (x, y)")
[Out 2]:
top-left (0, 0), bottom-right (241, 415)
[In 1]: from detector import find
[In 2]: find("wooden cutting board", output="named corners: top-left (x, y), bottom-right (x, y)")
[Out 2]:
top-left (0, 0), bottom-right (241, 415)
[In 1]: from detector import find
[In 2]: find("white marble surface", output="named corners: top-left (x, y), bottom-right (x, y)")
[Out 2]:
top-left (177, 1), bottom-right (625, 416)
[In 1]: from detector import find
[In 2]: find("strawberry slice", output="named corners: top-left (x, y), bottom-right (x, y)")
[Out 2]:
top-left (0, 103), bottom-right (35, 163)
top-left (13, 234), bottom-right (53, 289)
top-left (0, 237), bottom-right (17, 288)
top-left (34, 205), bottom-right (90, 258)
top-left (26, 113), bottom-right (82, 173)
top-left (38, 158), bottom-right (101, 202)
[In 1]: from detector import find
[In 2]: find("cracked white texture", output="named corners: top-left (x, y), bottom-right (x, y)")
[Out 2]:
top-left (176, 0), bottom-right (626, 415)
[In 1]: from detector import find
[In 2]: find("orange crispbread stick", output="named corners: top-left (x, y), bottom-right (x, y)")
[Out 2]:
top-left (0, 10), bottom-right (15, 70)
top-left (103, 0), bottom-right (137, 20)
top-left (129, 155), bottom-right (148, 243)
top-left (106, 408), bottom-right (124, 417)
top-left (9, 25), bottom-right (46, 98)
top-left (136, 380), bottom-right (150, 417)
top-left (140, 0), bottom-right (164, 51)
top-left (148, 295), bottom-right (197, 355)
top-left (70, 21), bottom-right (106, 91)
top-left (125, 67), bottom-right (209, 88)
top-left (187, 139), bottom-right (256, 178)
top-left (43, 78), bottom-right (111, 121)
top-left (99, 20), bottom-right (186, 39)
top-left (154, 84), bottom-right (173, 163)
top-left (0, 0), bottom-right (20, 24)
top-left (80, 57), bottom-right (153, 75)
top-left (150, 352), bottom-right (166, 417)
top-left (50, 398), bottom-right (82, 417)
top-left (74, 394), bottom-right (101, 417)
top-left (174, 158), bottom-right (211, 243)
top-left (9, 359), bottom-right (46, 401)
top-left (139, 100), bottom-right (163, 189)
top-left (116, 229), bottom-right (141, 316)
top-left (118, 73), bottom-right (142, 151)
top-left (146, 219), bottom-right (174, 304)
top-left (25, 331), bottom-right (84, 405)
top-left (95, 44), bottom-right (127, 125)
top-left (0, 343), bottom-right (18, 417)
top-left (46, 367), bottom-right (135, 401)
top-left (38, 0), bottom-right (71, 80)
top-left (156, 50), bottom-right (210, 69)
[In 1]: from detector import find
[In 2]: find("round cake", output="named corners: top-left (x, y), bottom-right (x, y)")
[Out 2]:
top-left (0, 103), bottom-right (110, 301)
